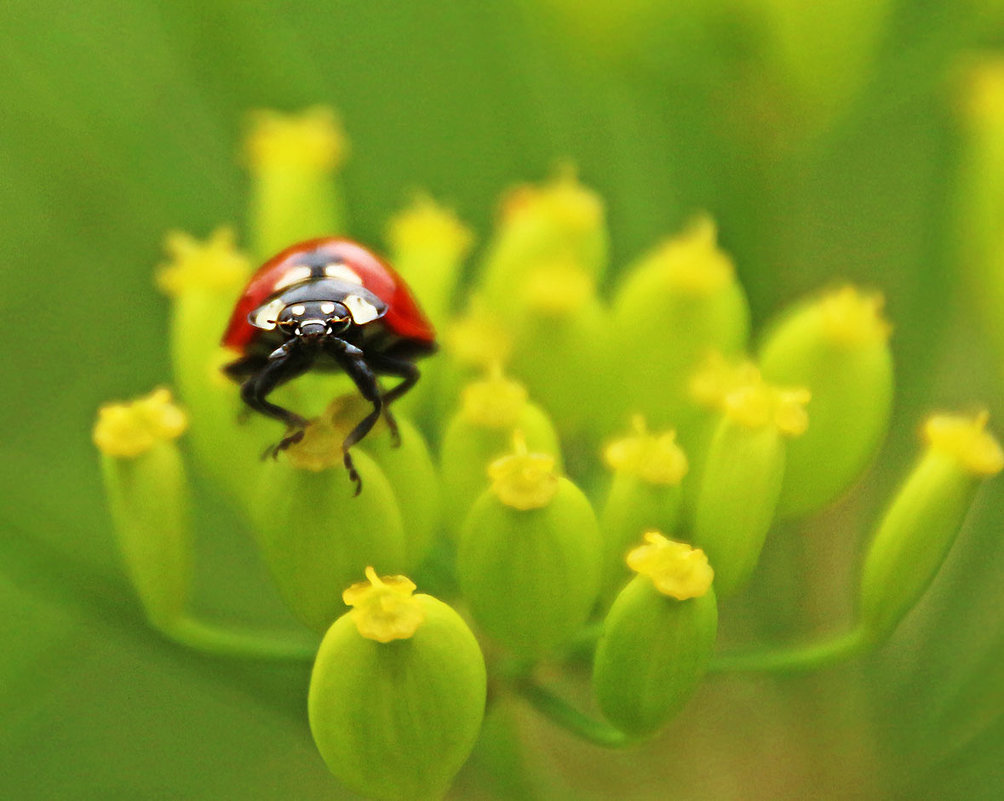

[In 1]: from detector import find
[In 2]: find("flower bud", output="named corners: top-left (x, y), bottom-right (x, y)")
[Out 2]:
top-left (598, 417), bottom-right (688, 598)
top-left (858, 412), bottom-right (1003, 641)
top-left (759, 285), bottom-right (893, 517)
top-left (508, 261), bottom-right (609, 441)
top-left (248, 406), bottom-right (408, 632)
top-left (386, 194), bottom-right (474, 329)
top-left (93, 388), bottom-right (191, 627)
top-left (244, 106), bottom-right (347, 257)
top-left (593, 534), bottom-right (717, 737)
top-left (155, 229), bottom-right (264, 506)
top-left (354, 403), bottom-right (441, 568)
top-left (439, 370), bottom-right (561, 536)
top-left (956, 61), bottom-right (1004, 380)
top-left (309, 568), bottom-right (486, 801)
top-left (477, 169), bottom-right (607, 306)
top-left (609, 217), bottom-right (750, 431)
top-left (457, 441), bottom-right (601, 657)
top-left (383, 197), bottom-right (473, 425)
top-left (691, 372), bottom-right (810, 597)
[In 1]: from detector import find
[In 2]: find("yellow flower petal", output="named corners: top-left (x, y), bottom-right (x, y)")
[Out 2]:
top-left (691, 352), bottom-right (810, 436)
top-left (458, 367), bottom-right (528, 428)
top-left (818, 285), bottom-right (892, 346)
top-left (488, 434), bottom-right (559, 510)
top-left (603, 416), bottom-right (688, 485)
top-left (245, 106), bottom-right (347, 172)
top-left (443, 302), bottom-right (514, 369)
top-left (93, 387), bottom-right (187, 458)
top-left (343, 567), bottom-right (426, 643)
top-left (647, 216), bottom-right (735, 294)
top-left (626, 532), bottom-right (714, 600)
top-left (387, 194), bottom-right (474, 262)
top-left (924, 411), bottom-right (1004, 476)
top-left (500, 166), bottom-right (603, 234)
top-left (155, 227), bottom-right (251, 296)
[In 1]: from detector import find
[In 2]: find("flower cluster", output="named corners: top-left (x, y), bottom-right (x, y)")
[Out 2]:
top-left (94, 108), bottom-right (1002, 801)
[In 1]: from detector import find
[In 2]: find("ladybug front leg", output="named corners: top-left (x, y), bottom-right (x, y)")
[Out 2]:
top-left (241, 344), bottom-right (315, 454)
top-left (365, 351), bottom-right (423, 447)
top-left (325, 340), bottom-right (385, 495)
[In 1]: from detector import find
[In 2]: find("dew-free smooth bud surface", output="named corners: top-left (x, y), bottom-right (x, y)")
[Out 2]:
top-left (760, 286), bottom-right (893, 517)
top-left (594, 536), bottom-right (717, 737)
top-left (310, 588), bottom-right (486, 801)
top-left (457, 462), bottom-right (601, 657)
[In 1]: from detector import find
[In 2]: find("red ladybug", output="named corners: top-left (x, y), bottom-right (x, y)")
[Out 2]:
top-left (222, 238), bottom-right (436, 492)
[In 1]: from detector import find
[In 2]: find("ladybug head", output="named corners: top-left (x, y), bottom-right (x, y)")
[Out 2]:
top-left (274, 300), bottom-right (352, 340)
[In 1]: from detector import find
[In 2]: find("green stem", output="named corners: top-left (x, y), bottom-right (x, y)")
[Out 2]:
top-left (157, 615), bottom-right (320, 661)
top-left (515, 679), bottom-right (634, 748)
top-left (708, 624), bottom-right (870, 674)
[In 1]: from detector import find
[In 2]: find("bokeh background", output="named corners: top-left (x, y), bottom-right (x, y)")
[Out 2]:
top-left (1, 1), bottom-right (1002, 799)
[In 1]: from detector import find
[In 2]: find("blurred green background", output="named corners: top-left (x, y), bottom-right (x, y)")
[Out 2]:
top-left (1, 0), bottom-right (1002, 799)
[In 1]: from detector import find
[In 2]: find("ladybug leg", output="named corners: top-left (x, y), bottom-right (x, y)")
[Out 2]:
top-left (326, 340), bottom-right (385, 495)
top-left (223, 355), bottom-right (267, 423)
top-left (222, 354), bottom-right (265, 381)
top-left (240, 346), bottom-right (315, 456)
top-left (365, 352), bottom-right (422, 447)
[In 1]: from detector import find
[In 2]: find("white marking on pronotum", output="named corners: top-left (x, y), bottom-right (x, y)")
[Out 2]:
top-left (272, 265), bottom-right (313, 290)
top-left (320, 302), bottom-right (337, 315)
top-left (344, 294), bottom-right (381, 324)
top-left (250, 298), bottom-right (285, 330)
top-left (290, 304), bottom-right (307, 316)
top-left (324, 263), bottom-right (363, 284)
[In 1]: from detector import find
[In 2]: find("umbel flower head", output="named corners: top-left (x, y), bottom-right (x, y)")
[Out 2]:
top-left (92, 106), bottom-right (1002, 800)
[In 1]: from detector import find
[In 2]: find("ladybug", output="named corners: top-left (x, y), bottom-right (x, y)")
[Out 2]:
top-left (222, 238), bottom-right (436, 493)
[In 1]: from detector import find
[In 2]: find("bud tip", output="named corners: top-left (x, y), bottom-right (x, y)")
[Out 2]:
top-left (603, 416), bottom-right (688, 485)
top-left (342, 567), bottom-right (426, 642)
top-left (626, 532), bottom-right (714, 600)
top-left (245, 106), bottom-right (347, 172)
top-left (93, 387), bottom-right (187, 458)
top-left (818, 285), bottom-right (892, 346)
top-left (488, 432), bottom-right (559, 509)
top-left (156, 227), bottom-right (250, 296)
top-left (924, 411), bottom-right (1004, 476)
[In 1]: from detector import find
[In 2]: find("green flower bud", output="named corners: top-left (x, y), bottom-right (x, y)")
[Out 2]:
top-left (684, 353), bottom-right (763, 513)
top-left (155, 229), bottom-right (265, 507)
top-left (593, 534), bottom-right (717, 737)
top-left (386, 195), bottom-right (474, 330)
top-left (956, 62), bottom-right (1004, 380)
top-left (477, 169), bottom-right (607, 307)
top-left (425, 301), bottom-right (515, 429)
top-left (692, 373), bottom-right (810, 597)
top-left (858, 412), bottom-right (1003, 641)
top-left (439, 370), bottom-right (562, 537)
top-left (598, 417), bottom-right (688, 598)
top-left (310, 568), bottom-right (486, 801)
top-left (508, 261), bottom-right (608, 441)
top-left (383, 197), bottom-right (474, 424)
top-left (93, 388), bottom-right (191, 627)
top-left (244, 106), bottom-right (347, 257)
top-left (759, 285), bottom-right (893, 517)
top-left (457, 442), bottom-right (601, 657)
top-left (609, 217), bottom-right (750, 431)
top-left (248, 404), bottom-right (408, 632)
top-left (358, 408), bottom-right (441, 568)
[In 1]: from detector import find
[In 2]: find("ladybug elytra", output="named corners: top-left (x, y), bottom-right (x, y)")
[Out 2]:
top-left (222, 238), bottom-right (436, 493)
